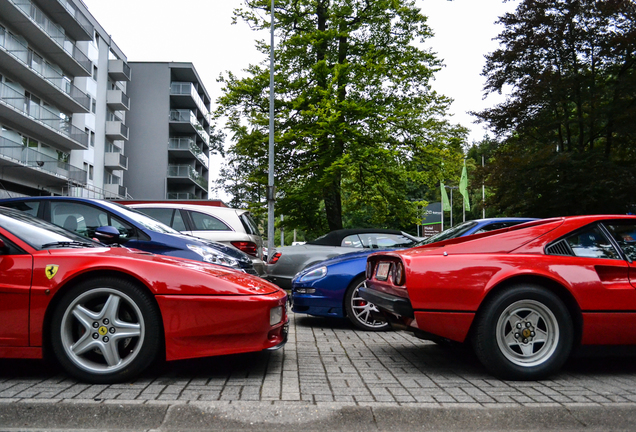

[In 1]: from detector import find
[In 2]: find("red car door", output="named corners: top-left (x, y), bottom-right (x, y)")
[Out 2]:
top-left (0, 236), bottom-right (32, 346)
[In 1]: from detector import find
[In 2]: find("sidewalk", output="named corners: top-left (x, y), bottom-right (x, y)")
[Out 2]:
top-left (2, 314), bottom-right (636, 430)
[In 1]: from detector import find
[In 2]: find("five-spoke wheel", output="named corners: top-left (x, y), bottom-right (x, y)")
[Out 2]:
top-left (344, 277), bottom-right (390, 331)
top-left (51, 277), bottom-right (160, 383)
top-left (472, 284), bottom-right (573, 380)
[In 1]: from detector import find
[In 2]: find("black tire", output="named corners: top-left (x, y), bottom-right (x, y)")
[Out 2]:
top-left (344, 276), bottom-right (390, 331)
top-left (472, 284), bottom-right (573, 380)
top-left (50, 277), bottom-right (161, 383)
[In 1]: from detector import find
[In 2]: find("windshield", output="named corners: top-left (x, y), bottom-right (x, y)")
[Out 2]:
top-left (100, 201), bottom-right (181, 234)
top-left (415, 221), bottom-right (478, 246)
top-left (0, 208), bottom-right (100, 250)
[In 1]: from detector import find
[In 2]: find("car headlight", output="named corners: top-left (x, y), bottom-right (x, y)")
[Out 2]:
top-left (298, 266), bottom-right (327, 283)
top-left (270, 306), bottom-right (283, 325)
top-left (187, 244), bottom-right (241, 268)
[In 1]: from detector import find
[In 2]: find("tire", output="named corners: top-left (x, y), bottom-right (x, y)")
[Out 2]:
top-left (50, 277), bottom-right (161, 383)
top-left (344, 276), bottom-right (390, 331)
top-left (472, 284), bottom-right (573, 380)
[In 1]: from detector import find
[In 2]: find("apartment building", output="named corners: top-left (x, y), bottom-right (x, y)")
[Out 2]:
top-left (124, 62), bottom-right (210, 200)
top-left (0, 0), bottom-right (130, 199)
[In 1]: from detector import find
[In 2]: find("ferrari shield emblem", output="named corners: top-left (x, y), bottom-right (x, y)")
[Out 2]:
top-left (45, 265), bottom-right (59, 280)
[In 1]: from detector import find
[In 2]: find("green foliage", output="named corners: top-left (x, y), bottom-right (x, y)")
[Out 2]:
top-left (216, 0), bottom-right (466, 238)
top-left (474, 0), bottom-right (636, 217)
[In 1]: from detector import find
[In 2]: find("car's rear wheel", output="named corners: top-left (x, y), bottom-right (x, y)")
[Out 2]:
top-left (50, 277), bottom-right (161, 383)
top-left (344, 276), bottom-right (390, 331)
top-left (472, 284), bottom-right (573, 380)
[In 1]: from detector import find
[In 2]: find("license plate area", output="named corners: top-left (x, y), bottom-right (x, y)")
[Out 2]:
top-left (375, 262), bottom-right (391, 281)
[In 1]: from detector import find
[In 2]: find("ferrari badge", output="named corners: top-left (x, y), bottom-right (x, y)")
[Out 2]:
top-left (45, 265), bottom-right (59, 280)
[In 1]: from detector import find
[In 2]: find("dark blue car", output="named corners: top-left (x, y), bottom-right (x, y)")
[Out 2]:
top-left (292, 218), bottom-right (537, 330)
top-left (0, 197), bottom-right (256, 274)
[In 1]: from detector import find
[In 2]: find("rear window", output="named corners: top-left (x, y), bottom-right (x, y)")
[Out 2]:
top-left (239, 212), bottom-right (261, 236)
top-left (190, 211), bottom-right (231, 231)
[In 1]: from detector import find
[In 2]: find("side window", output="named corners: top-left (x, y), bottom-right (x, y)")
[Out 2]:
top-left (474, 223), bottom-right (508, 234)
top-left (49, 202), bottom-right (134, 240)
top-left (136, 208), bottom-right (174, 226)
top-left (565, 226), bottom-right (620, 259)
top-left (1, 200), bottom-right (40, 217)
top-left (603, 222), bottom-right (636, 261)
top-left (189, 211), bottom-right (231, 231)
top-left (341, 234), bottom-right (363, 248)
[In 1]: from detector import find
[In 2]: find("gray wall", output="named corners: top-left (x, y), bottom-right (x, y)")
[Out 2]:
top-left (124, 63), bottom-right (170, 199)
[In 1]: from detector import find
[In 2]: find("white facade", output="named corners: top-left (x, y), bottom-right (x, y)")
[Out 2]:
top-left (0, 0), bottom-right (130, 198)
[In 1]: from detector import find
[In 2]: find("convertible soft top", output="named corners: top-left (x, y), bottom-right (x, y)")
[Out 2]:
top-left (308, 228), bottom-right (405, 246)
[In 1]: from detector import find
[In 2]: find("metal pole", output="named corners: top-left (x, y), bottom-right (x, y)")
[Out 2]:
top-left (267, 0), bottom-right (276, 256)
top-left (280, 214), bottom-right (284, 247)
top-left (450, 188), bottom-right (453, 227)
top-left (482, 155), bottom-right (485, 218)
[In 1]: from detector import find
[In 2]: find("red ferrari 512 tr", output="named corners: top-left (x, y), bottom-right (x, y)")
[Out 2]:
top-left (360, 215), bottom-right (636, 380)
top-left (0, 206), bottom-right (288, 383)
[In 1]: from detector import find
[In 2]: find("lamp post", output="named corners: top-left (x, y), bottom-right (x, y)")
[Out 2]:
top-left (267, 0), bottom-right (276, 256)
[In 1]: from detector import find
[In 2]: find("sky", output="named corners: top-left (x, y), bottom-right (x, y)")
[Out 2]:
top-left (82, 0), bottom-right (520, 196)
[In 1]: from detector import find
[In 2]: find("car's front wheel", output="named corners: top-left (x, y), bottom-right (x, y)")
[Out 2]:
top-left (472, 284), bottom-right (573, 380)
top-left (344, 276), bottom-right (390, 331)
top-left (50, 277), bottom-right (161, 383)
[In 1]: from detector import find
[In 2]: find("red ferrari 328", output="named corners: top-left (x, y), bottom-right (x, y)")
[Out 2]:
top-left (0, 206), bottom-right (288, 383)
top-left (361, 215), bottom-right (636, 380)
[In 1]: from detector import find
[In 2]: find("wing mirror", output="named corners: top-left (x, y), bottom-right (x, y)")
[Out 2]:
top-left (93, 226), bottom-right (122, 245)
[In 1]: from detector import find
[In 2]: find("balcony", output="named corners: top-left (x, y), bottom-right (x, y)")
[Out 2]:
top-left (0, 81), bottom-right (88, 150)
top-left (104, 183), bottom-right (127, 198)
top-left (32, 0), bottom-right (94, 41)
top-left (167, 164), bottom-right (208, 192)
top-left (105, 121), bottom-right (128, 140)
top-left (169, 109), bottom-right (209, 147)
top-left (0, 136), bottom-right (87, 185)
top-left (108, 59), bottom-right (131, 82)
top-left (167, 192), bottom-right (197, 199)
top-left (0, 30), bottom-right (90, 113)
top-left (0, 0), bottom-right (92, 76)
top-left (106, 90), bottom-right (130, 111)
top-left (168, 137), bottom-right (209, 169)
top-left (104, 152), bottom-right (128, 170)
top-left (170, 82), bottom-right (209, 120)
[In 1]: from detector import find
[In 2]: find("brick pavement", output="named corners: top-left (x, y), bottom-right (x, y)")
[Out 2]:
top-left (2, 313), bottom-right (636, 407)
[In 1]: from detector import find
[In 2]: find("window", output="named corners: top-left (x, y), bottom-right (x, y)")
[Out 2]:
top-left (189, 211), bottom-right (231, 231)
top-left (92, 65), bottom-right (98, 81)
top-left (358, 233), bottom-right (416, 249)
top-left (91, 98), bottom-right (96, 113)
top-left (137, 208), bottom-right (187, 232)
top-left (1, 200), bottom-right (39, 217)
top-left (565, 226), bottom-right (620, 259)
top-left (84, 163), bottom-right (93, 181)
top-left (603, 222), bottom-right (636, 261)
top-left (49, 201), bottom-right (135, 240)
top-left (341, 234), bottom-right (363, 248)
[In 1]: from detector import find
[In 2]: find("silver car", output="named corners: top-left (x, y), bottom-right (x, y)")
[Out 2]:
top-left (267, 228), bottom-right (419, 289)
top-left (125, 202), bottom-right (266, 277)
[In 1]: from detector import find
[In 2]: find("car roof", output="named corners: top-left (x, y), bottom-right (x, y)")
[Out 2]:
top-left (127, 202), bottom-right (245, 214)
top-left (308, 228), bottom-right (406, 246)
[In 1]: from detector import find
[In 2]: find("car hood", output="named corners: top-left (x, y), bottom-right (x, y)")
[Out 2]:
top-left (45, 247), bottom-right (280, 296)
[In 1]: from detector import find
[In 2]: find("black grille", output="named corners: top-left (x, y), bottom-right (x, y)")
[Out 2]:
top-left (546, 240), bottom-right (572, 256)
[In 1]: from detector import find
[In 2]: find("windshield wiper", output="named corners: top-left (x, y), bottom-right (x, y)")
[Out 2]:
top-left (41, 241), bottom-right (96, 249)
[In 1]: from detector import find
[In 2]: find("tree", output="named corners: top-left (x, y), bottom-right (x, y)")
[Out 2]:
top-left (216, 0), bottom-right (466, 237)
top-left (474, 0), bottom-right (636, 217)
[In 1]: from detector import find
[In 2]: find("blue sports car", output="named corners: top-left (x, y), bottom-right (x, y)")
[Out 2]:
top-left (291, 218), bottom-right (537, 330)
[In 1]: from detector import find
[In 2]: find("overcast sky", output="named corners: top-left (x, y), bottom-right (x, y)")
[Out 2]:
top-left (83, 0), bottom-right (519, 197)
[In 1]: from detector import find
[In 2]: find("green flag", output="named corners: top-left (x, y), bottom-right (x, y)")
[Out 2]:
top-left (459, 162), bottom-right (470, 211)
top-left (440, 181), bottom-right (451, 211)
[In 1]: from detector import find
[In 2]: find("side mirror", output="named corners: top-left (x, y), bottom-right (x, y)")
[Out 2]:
top-left (93, 226), bottom-right (122, 245)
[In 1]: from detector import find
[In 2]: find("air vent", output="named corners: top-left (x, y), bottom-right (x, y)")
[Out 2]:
top-left (546, 240), bottom-right (572, 256)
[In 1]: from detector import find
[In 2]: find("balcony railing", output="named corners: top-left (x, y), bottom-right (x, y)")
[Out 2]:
top-left (0, 136), bottom-right (86, 184)
top-left (169, 109), bottom-right (209, 146)
top-left (106, 90), bottom-right (130, 111)
top-left (104, 151), bottom-right (128, 170)
top-left (0, 81), bottom-right (89, 147)
top-left (9, 0), bottom-right (91, 73)
top-left (105, 121), bottom-right (129, 140)
top-left (55, 0), bottom-right (94, 38)
top-left (0, 30), bottom-right (90, 111)
top-left (170, 82), bottom-right (209, 119)
top-left (167, 192), bottom-right (197, 199)
top-left (167, 164), bottom-right (208, 191)
top-left (108, 59), bottom-right (131, 82)
top-left (168, 137), bottom-right (209, 168)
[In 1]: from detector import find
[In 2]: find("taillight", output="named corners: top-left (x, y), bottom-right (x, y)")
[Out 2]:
top-left (231, 241), bottom-right (258, 257)
top-left (269, 252), bottom-right (282, 264)
top-left (393, 261), bottom-right (405, 286)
